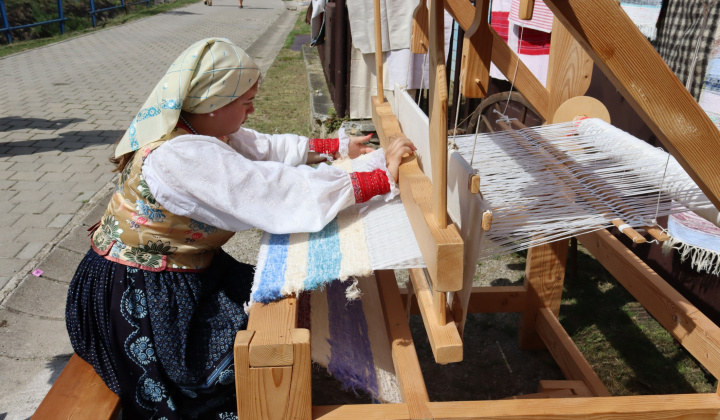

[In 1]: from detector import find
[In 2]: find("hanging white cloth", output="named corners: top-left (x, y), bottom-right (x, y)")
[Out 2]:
top-left (346, 0), bottom-right (416, 54)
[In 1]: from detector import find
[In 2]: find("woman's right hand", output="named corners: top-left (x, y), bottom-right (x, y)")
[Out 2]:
top-left (385, 136), bottom-right (416, 182)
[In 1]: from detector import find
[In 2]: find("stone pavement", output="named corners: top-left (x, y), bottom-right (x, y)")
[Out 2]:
top-left (0, 1), bottom-right (302, 417)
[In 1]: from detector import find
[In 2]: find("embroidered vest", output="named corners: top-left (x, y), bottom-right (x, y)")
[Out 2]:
top-left (92, 134), bottom-right (234, 272)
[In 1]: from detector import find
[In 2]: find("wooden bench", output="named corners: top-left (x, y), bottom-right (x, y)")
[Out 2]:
top-left (32, 354), bottom-right (121, 420)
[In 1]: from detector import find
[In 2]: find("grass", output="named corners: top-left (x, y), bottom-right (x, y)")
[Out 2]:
top-left (474, 243), bottom-right (717, 396)
top-left (247, 10), bottom-right (317, 138)
top-left (0, 0), bottom-right (202, 58)
top-left (556, 245), bottom-right (715, 395)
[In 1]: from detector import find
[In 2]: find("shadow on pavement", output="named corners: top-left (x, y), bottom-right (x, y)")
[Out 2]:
top-left (0, 129), bottom-right (124, 156)
top-left (0, 116), bottom-right (85, 132)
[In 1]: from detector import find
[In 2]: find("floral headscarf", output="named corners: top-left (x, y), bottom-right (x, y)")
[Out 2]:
top-left (114, 38), bottom-right (261, 157)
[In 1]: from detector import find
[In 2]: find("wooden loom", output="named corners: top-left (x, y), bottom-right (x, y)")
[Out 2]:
top-left (233, 0), bottom-right (720, 419)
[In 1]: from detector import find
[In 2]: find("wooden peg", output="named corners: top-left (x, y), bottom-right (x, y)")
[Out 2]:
top-left (519, 0), bottom-right (535, 20)
top-left (411, 0), bottom-right (429, 54)
top-left (644, 225), bottom-right (670, 242)
top-left (612, 219), bottom-right (646, 244)
top-left (373, 0), bottom-right (384, 101)
top-left (468, 173), bottom-right (480, 194)
top-left (482, 210), bottom-right (492, 231)
top-left (460, 0), bottom-right (492, 98)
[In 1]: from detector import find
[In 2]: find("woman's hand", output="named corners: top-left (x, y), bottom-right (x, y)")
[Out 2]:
top-left (385, 136), bottom-right (416, 182)
top-left (344, 134), bottom-right (375, 159)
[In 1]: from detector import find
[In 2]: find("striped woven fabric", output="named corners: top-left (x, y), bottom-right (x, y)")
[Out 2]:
top-left (308, 275), bottom-right (402, 403)
top-left (250, 150), bottom-right (424, 305)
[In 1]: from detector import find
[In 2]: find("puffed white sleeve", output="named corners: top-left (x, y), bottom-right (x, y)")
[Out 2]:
top-left (228, 127), bottom-right (309, 166)
top-left (142, 135), bottom-right (355, 234)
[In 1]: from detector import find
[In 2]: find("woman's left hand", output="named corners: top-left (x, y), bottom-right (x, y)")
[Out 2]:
top-left (344, 134), bottom-right (375, 159)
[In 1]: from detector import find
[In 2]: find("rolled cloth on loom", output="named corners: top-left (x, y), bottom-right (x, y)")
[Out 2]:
top-left (249, 149), bottom-right (424, 305)
top-left (665, 212), bottom-right (720, 276)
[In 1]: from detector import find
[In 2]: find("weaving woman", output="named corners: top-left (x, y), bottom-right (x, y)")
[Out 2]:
top-left (65, 38), bottom-right (414, 419)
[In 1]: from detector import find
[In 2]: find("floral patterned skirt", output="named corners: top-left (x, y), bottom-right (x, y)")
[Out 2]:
top-left (66, 248), bottom-right (253, 420)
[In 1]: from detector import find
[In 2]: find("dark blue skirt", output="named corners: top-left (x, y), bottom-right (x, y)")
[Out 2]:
top-left (66, 249), bottom-right (253, 420)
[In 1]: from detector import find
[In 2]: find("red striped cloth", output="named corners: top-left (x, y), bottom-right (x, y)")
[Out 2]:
top-left (508, 0), bottom-right (554, 33)
top-left (491, 12), bottom-right (510, 42)
top-left (492, 11), bottom-right (550, 55)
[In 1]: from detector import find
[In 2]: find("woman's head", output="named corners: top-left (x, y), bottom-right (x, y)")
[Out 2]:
top-left (114, 38), bottom-right (260, 157)
top-left (183, 81), bottom-right (258, 138)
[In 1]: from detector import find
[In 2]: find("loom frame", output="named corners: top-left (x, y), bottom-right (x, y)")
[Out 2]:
top-left (233, 0), bottom-right (720, 418)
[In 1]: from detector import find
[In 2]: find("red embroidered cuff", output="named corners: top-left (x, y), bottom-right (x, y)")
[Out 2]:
top-left (309, 138), bottom-right (339, 155)
top-left (350, 169), bottom-right (391, 204)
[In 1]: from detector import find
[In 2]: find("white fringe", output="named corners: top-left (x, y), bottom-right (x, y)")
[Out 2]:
top-left (663, 237), bottom-right (720, 276)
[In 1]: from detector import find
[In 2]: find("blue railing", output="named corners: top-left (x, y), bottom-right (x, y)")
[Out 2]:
top-left (0, 0), bottom-right (66, 44)
top-left (89, 0), bottom-right (150, 28)
top-left (0, 0), bottom-right (152, 44)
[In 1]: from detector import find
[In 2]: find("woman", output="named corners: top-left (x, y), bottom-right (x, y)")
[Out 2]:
top-left (65, 38), bottom-right (414, 419)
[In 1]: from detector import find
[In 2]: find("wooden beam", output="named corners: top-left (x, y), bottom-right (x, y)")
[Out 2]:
top-left (376, 269), bottom-right (433, 420)
top-left (504, 389), bottom-right (575, 399)
top-left (445, 0), bottom-right (552, 120)
top-left (544, 0), bottom-right (720, 210)
top-left (546, 16), bottom-right (593, 117)
top-left (519, 239), bottom-right (569, 350)
top-left (235, 330), bottom-right (256, 420)
top-left (460, 0), bottom-right (492, 98)
top-left (409, 268), bottom-right (464, 364)
top-left (247, 297), bottom-right (298, 367)
top-left (313, 404), bottom-right (410, 419)
top-left (398, 156), bottom-right (464, 292)
top-left (578, 229), bottom-right (720, 380)
top-left (371, 98), bottom-right (464, 292)
top-left (466, 286), bottom-right (528, 314)
top-left (427, 394), bottom-right (720, 419)
top-left (538, 380), bottom-right (594, 397)
top-left (535, 308), bottom-right (611, 397)
top-left (429, 0), bottom-right (448, 228)
top-left (373, 0), bottom-right (384, 100)
top-left (518, 0), bottom-right (535, 20)
top-left (32, 354), bottom-right (121, 420)
top-left (286, 329), bottom-right (312, 420)
top-left (411, 0), bottom-right (429, 54)
top-left (250, 366), bottom-right (293, 420)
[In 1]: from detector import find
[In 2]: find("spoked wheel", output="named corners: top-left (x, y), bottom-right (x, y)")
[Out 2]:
top-left (466, 91), bottom-right (544, 134)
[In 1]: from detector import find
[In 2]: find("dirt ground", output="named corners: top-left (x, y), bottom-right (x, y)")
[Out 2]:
top-left (224, 231), bottom-right (566, 405)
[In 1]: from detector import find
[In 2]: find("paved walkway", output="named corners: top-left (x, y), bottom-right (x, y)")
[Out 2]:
top-left (0, 1), bottom-right (300, 417)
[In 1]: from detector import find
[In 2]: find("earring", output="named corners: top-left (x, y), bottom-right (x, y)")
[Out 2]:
top-left (209, 112), bottom-right (215, 117)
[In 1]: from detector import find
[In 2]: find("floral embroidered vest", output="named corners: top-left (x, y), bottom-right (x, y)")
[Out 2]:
top-left (92, 134), bottom-right (234, 272)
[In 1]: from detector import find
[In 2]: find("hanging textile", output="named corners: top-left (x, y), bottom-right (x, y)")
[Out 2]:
top-left (699, 18), bottom-right (720, 128)
top-left (653, 0), bottom-right (720, 100)
top-left (620, 0), bottom-right (664, 40)
top-left (308, 276), bottom-right (402, 403)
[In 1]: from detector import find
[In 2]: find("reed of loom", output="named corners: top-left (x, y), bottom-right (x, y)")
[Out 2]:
top-left (226, 0), bottom-right (720, 418)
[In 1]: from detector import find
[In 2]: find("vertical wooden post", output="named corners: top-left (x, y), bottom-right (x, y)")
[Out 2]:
top-left (411, 0), bottom-right (429, 54)
top-left (429, 0), bottom-right (448, 229)
top-left (518, 239), bottom-right (569, 350)
top-left (519, 0), bottom-right (535, 20)
top-left (374, 0), bottom-right (384, 101)
top-left (235, 330), bottom-right (255, 420)
top-left (286, 329), bottom-right (312, 420)
top-left (460, 0), bottom-right (492, 98)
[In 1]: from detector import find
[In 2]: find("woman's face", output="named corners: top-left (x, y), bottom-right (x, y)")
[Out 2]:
top-left (213, 83), bottom-right (258, 134)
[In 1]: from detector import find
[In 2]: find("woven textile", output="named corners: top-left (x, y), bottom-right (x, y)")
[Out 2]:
top-left (250, 150), bottom-right (424, 305)
top-left (620, 0), bottom-right (663, 40)
top-left (665, 212), bottom-right (720, 275)
top-left (653, 0), bottom-right (720, 100)
top-left (508, 0), bottom-right (554, 33)
top-left (309, 276), bottom-right (402, 403)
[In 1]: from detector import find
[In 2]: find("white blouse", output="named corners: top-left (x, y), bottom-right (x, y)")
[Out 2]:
top-left (142, 127), bottom-right (356, 234)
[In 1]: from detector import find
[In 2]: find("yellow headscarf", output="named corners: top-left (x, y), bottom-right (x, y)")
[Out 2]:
top-left (114, 38), bottom-right (260, 157)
